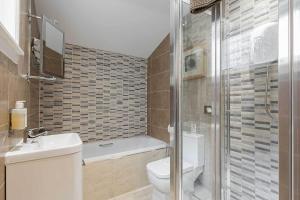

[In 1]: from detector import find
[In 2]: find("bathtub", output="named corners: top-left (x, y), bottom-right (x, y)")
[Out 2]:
top-left (82, 135), bottom-right (168, 200)
top-left (82, 135), bottom-right (167, 164)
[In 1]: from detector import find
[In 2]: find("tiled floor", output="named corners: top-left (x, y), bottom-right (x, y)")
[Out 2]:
top-left (111, 185), bottom-right (153, 200)
top-left (193, 184), bottom-right (211, 200)
top-left (109, 183), bottom-right (211, 200)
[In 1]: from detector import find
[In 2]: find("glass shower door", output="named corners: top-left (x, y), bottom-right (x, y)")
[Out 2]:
top-left (181, 5), bottom-right (214, 200)
top-left (222, 0), bottom-right (280, 199)
top-left (173, 1), bottom-right (222, 200)
top-left (172, 0), bottom-right (292, 199)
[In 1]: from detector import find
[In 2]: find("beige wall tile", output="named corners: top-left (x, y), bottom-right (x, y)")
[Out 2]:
top-left (150, 72), bottom-right (170, 93)
top-left (151, 109), bottom-right (169, 129)
top-left (0, 0), bottom-right (40, 196)
top-left (83, 159), bottom-right (114, 200)
top-left (8, 73), bottom-right (29, 111)
top-left (0, 59), bottom-right (9, 126)
top-left (112, 154), bottom-right (142, 196)
top-left (150, 53), bottom-right (170, 75)
top-left (147, 34), bottom-right (171, 143)
top-left (150, 92), bottom-right (170, 110)
top-left (0, 183), bottom-right (4, 200)
top-left (0, 0), bottom-right (39, 131)
top-left (83, 149), bottom-right (167, 200)
top-left (0, 156), bottom-right (5, 187)
top-left (147, 58), bottom-right (152, 77)
top-left (150, 126), bottom-right (169, 143)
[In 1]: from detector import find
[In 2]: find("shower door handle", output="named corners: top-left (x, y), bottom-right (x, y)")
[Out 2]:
top-left (265, 65), bottom-right (273, 119)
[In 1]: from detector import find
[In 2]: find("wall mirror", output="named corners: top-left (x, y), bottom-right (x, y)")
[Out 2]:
top-left (41, 16), bottom-right (64, 78)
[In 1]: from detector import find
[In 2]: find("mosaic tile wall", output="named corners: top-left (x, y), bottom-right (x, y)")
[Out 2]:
top-left (40, 44), bottom-right (147, 142)
top-left (224, 0), bottom-right (279, 199)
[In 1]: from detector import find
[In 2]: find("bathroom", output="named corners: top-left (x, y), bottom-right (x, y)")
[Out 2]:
top-left (0, 0), bottom-right (299, 199)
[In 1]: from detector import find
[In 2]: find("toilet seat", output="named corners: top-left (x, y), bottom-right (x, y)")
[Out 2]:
top-left (147, 157), bottom-right (193, 179)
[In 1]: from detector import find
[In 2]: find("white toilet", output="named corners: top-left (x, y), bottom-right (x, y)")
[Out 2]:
top-left (146, 133), bottom-right (205, 200)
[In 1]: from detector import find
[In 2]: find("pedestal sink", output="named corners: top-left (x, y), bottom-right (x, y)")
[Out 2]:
top-left (5, 133), bottom-right (82, 200)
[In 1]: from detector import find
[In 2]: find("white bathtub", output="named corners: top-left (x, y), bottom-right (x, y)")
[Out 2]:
top-left (82, 135), bottom-right (167, 164)
top-left (82, 135), bottom-right (168, 200)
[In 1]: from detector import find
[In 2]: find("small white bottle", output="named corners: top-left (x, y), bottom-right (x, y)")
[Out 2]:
top-left (11, 101), bottom-right (27, 130)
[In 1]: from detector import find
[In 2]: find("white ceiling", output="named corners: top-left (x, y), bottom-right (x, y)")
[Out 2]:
top-left (35, 0), bottom-right (170, 58)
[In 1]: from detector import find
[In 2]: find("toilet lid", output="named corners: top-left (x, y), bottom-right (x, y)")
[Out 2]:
top-left (147, 157), bottom-right (193, 179)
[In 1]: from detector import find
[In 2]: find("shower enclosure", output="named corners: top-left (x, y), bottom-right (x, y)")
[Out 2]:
top-left (170, 0), bottom-right (299, 199)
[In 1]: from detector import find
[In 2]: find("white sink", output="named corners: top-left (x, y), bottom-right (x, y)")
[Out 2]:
top-left (5, 133), bottom-right (82, 164)
top-left (5, 133), bottom-right (83, 200)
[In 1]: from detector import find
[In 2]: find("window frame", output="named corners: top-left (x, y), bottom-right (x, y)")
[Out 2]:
top-left (0, 0), bottom-right (24, 64)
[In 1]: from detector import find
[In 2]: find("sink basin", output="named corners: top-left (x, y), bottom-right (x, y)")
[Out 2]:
top-left (5, 133), bottom-right (83, 200)
top-left (5, 133), bottom-right (82, 164)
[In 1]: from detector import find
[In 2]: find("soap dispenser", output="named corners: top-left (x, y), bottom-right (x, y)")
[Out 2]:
top-left (11, 101), bottom-right (27, 130)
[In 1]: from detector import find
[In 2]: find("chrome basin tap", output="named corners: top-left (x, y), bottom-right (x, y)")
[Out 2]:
top-left (24, 127), bottom-right (48, 143)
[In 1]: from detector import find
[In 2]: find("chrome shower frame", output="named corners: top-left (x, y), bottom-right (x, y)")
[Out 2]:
top-left (170, 0), bottom-right (183, 199)
top-left (278, 0), bottom-right (296, 198)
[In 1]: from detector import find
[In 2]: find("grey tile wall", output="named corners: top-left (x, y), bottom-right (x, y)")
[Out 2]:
top-left (227, 64), bottom-right (279, 200)
top-left (40, 44), bottom-right (147, 142)
top-left (224, 0), bottom-right (279, 199)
